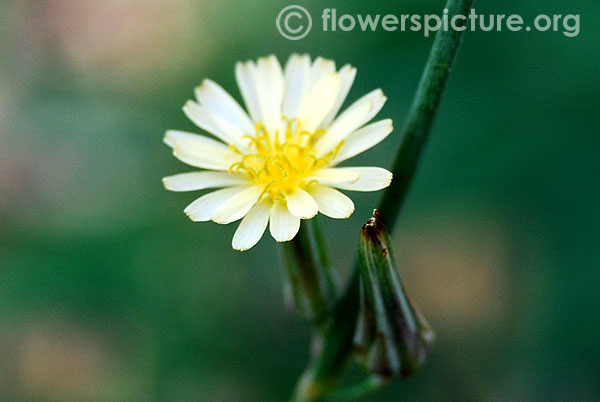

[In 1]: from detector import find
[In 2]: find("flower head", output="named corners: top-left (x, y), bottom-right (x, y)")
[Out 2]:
top-left (163, 54), bottom-right (393, 250)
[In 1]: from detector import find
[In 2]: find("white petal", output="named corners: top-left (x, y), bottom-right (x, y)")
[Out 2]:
top-left (342, 88), bottom-right (387, 124)
top-left (183, 101), bottom-right (247, 149)
top-left (235, 60), bottom-right (261, 123)
top-left (194, 79), bottom-right (254, 134)
top-left (284, 188), bottom-right (319, 219)
top-left (297, 73), bottom-right (340, 133)
top-left (308, 57), bottom-right (336, 89)
top-left (313, 100), bottom-right (372, 157)
top-left (211, 185), bottom-right (263, 224)
top-left (162, 171), bottom-right (250, 192)
top-left (164, 130), bottom-right (209, 148)
top-left (314, 89), bottom-right (387, 157)
top-left (184, 187), bottom-right (245, 222)
top-left (326, 167), bottom-right (393, 192)
top-left (306, 168), bottom-right (360, 185)
top-left (309, 184), bottom-right (355, 219)
top-left (319, 64), bottom-right (356, 128)
top-left (331, 119), bottom-right (393, 165)
top-left (283, 53), bottom-right (310, 119)
top-left (269, 202), bottom-right (301, 242)
top-left (232, 201), bottom-right (271, 251)
top-left (255, 55), bottom-right (284, 137)
top-left (173, 138), bottom-right (240, 170)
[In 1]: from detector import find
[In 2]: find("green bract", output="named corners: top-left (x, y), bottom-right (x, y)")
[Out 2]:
top-left (354, 211), bottom-right (434, 378)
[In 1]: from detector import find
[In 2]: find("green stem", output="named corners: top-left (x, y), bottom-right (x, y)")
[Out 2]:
top-left (290, 0), bottom-right (475, 400)
top-left (378, 0), bottom-right (475, 227)
top-left (289, 272), bottom-right (360, 401)
top-left (311, 216), bottom-right (338, 303)
top-left (281, 221), bottom-right (337, 322)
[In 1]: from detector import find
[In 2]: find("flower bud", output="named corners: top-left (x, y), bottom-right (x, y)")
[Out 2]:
top-left (354, 210), bottom-right (434, 378)
top-left (280, 219), bottom-right (337, 322)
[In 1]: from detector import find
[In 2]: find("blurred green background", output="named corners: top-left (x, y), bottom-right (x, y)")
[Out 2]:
top-left (1, 0), bottom-right (599, 401)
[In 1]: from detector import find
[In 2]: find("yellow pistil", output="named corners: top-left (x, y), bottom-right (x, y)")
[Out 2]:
top-left (229, 118), bottom-right (343, 202)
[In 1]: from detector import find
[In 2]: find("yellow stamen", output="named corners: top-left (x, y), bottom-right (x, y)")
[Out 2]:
top-left (231, 117), bottom-right (342, 202)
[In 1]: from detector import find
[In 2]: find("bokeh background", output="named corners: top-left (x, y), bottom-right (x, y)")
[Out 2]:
top-left (1, 0), bottom-right (599, 401)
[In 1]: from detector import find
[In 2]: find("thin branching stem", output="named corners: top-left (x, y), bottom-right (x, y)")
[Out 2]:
top-left (289, 0), bottom-right (475, 400)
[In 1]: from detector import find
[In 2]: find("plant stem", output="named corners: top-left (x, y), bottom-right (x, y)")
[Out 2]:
top-left (290, 0), bottom-right (475, 400)
top-left (378, 0), bottom-right (475, 228)
top-left (281, 220), bottom-right (337, 322)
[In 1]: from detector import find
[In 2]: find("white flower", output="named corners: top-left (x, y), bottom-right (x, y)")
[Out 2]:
top-left (163, 54), bottom-right (393, 251)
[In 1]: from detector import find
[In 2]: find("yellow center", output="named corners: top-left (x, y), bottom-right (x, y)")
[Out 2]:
top-left (229, 118), bottom-right (343, 202)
